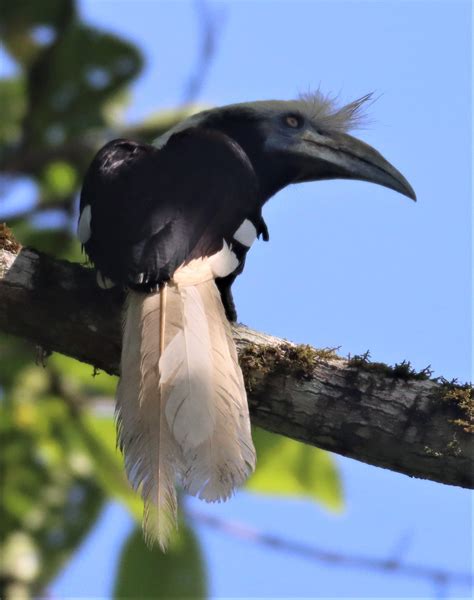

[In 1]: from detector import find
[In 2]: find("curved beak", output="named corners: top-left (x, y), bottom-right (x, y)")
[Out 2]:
top-left (294, 130), bottom-right (416, 201)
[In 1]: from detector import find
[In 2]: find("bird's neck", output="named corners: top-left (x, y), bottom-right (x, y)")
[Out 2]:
top-left (253, 152), bottom-right (300, 203)
top-left (202, 117), bottom-right (298, 204)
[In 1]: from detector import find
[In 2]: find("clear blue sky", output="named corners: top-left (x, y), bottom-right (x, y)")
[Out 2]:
top-left (37, 0), bottom-right (472, 597)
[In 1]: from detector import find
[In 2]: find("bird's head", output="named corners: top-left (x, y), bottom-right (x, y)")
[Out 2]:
top-left (155, 92), bottom-right (416, 203)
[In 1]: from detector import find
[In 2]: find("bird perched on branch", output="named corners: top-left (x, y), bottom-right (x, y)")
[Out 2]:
top-left (78, 91), bottom-right (415, 549)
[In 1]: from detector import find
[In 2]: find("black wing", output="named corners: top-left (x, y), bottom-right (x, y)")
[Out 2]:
top-left (80, 128), bottom-right (260, 290)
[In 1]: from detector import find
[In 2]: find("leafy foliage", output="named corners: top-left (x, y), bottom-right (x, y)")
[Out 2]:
top-left (0, 351), bottom-right (105, 597)
top-left (0, 1), bottom-right (344, 598)
top-left (248, 428), bottom-right (343, 511)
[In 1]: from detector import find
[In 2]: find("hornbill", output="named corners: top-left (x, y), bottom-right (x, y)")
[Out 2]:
top-left (78, 92), bottom-right (416, 548)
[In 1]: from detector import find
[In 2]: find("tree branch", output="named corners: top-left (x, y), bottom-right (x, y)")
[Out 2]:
top-left (0, 236), bottom-right (472, 489)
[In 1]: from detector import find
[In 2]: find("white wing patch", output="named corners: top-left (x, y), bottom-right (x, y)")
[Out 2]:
top-left (96, 271), bottom-right (115, 289)
top-left (77, 205), bottom-right (92, 244)
top-left (208, 240), bottom-right (239, 278)
top-left (233, 219), bottom-right (257, 247)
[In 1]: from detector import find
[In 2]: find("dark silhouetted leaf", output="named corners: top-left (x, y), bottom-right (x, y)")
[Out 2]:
top-left (113, 523), bottom-right (206, 599)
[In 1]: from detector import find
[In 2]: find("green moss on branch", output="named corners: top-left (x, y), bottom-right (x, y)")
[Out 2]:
top-left (347, 351), bottom-right (433, 381)
top-left (239, 342), bottom-right (339, 391)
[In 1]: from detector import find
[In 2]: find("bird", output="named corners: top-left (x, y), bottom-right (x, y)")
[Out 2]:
top-left (78, 91), bottom-right (416, 549)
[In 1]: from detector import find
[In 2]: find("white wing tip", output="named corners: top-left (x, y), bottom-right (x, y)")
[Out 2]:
top-left (96, 271), bottom-right (116, 289)
top-left (77, 205), bottom-right (92, 244)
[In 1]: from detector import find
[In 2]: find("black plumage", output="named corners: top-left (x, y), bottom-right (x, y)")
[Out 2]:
top-left (81, 128), bottom-right (266, 300)
top-left (78, 94), bottom-right (416, 548)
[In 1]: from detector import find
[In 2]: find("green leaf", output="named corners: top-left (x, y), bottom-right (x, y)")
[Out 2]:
top-left (41, 161), bottom-right (77, 199)
top-left (0, 376), bottom-right (105, 593)
top-left (80, 414), bottom-right (142, 522)
top-left (23, 23), bottom-right (143, 147)
top-left (113, 523), bottom-right (206, 599)
top-left (0, 78), bottom-right (26, 146)
top-left (0, 335), bottom-right (34, 389)
top-left (0, 0), bottom-right (75, 66)
top-left (11, 223), bottom-right (73, 257)
top-left (246, 427), bottom-right (344, 511)
top-left (50, 353), bottom-right (117, 396)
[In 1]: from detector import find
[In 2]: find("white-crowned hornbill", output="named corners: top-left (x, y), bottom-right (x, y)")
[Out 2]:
top-left (78, 92), bottom-right (416, 548)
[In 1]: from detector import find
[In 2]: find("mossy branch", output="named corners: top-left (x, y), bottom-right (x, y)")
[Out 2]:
top-left (0, 234), bottom-right (472, 489)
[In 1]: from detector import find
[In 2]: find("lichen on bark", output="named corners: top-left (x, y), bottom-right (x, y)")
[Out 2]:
top-left (438, 380), bottom-right (473, 434)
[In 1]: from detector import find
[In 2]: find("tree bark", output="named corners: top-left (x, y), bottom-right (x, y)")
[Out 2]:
top-left (1, 241), bottom-right (472, 489)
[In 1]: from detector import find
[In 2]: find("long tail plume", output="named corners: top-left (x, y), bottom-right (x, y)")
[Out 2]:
top-left (116, 278), bottom-right (256, 549)
top-left (116, 290), bottom-right (181, 549)
top-left (182, 281), bottom-right (255, 501)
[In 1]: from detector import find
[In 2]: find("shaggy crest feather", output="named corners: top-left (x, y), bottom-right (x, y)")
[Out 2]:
top-left (248, 90), bottom-right (374, 132)
top-left (296, 90), bottom-right (374, 132)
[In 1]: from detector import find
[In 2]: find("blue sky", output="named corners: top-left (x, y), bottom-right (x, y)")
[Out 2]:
top-left (15, 0), bottom-right (471, 597)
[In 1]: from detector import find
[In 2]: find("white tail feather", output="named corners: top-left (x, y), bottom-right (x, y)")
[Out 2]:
top-left (182, 281), bottom-right (256, 501)
top-left (116, 275), bottom-right (256, 550)
top-left (116, 291), bottom-right (181, 550)
top-left (161, 286), bottom-right (215, 449)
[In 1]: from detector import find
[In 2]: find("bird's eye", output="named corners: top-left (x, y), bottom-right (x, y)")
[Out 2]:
top-left (284, 114), bottom-right (302, 128)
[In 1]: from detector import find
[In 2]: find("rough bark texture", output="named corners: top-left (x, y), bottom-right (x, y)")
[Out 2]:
top-left (1, 241), bottom-right (472, 489)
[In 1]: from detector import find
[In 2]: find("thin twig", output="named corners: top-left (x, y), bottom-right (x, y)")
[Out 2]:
top-left (181, 0), bottom-right (225, 106)
top-left (189, 510), bottom-right (473, 589)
